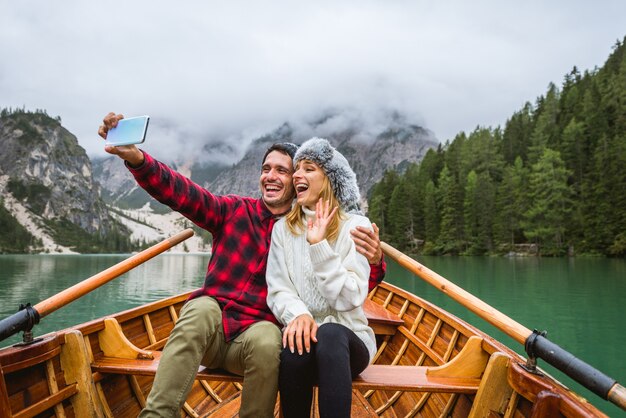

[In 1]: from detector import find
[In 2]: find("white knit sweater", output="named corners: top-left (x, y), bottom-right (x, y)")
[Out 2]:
top-left (266, 208), bottom-right (377, 361)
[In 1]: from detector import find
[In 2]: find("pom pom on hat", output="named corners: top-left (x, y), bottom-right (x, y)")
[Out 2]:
top-left (294, 137), bottom-right (361, 212)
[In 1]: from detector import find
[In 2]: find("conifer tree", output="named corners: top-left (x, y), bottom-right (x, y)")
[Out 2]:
top-left (367, 170), bottom-right (400, 241)
top-left (501, 103), bottom-right (534, 164)
top-left (437, 165), bottom-right (461, 254)
top-left (528, 84), bottom-right (560, 164)
top-left (388, 179), bottom-right (415, 249)
top-left (522, 149), bottom-right (573, 254)
top-left (494, 157), bottom-right (527, 250)
top-left (423, 180), bottom-right (439, 251)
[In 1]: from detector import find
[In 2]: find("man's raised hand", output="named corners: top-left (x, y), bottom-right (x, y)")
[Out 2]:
top-left (97, 112), bottom-right (144, 167)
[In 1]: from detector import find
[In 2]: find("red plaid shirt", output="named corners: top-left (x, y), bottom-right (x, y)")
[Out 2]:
top-left (130, 151), bottom-right (385, 341)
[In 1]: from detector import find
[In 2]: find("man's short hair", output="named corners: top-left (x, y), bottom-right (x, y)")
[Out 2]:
top-left (262, 142), bottom-right (298, 166)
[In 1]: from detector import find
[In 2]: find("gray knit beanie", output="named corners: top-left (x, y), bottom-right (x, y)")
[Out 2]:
top-left (294, 137), bottom-right (361, 212)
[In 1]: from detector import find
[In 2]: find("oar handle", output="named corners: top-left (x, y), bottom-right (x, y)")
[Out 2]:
top-left (34, 228), bottom-right (194, 318)
top-left (609, 384), bottom-right (626, 412)
top-left (381, 242), bottom-right (531, 344)
top-left (526, 331), bottom-right (617, 400)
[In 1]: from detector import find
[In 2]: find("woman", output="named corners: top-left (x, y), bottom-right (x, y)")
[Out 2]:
top-left (266, 137), bottom-right (376, 417)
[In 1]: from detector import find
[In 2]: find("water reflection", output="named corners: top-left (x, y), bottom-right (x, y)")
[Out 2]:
top-left (0, 254), bottom-right (210, 348)
top-left (385, 255), bottom-right (626, 417)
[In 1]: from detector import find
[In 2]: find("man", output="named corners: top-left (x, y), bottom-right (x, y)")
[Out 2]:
top-left (98, 113), bottom-right (385, 418)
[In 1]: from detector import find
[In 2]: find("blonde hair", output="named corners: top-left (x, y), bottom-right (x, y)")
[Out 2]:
top-left (285, 174), bottom-right (344, 243)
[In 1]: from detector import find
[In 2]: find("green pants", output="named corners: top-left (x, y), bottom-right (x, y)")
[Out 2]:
top-left (139, 296), bottom-right (281, 418)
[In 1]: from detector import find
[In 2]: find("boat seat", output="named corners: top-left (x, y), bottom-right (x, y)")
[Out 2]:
top-left (362, 298), bottom-right (404, 335)
top-left (92, 351), bottom-right (480, 394)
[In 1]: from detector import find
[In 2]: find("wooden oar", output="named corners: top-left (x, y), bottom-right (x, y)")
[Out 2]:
top-left (381, 241), bottom-right (626, 412)
top-left (0, 228), bottom-right (194, 342)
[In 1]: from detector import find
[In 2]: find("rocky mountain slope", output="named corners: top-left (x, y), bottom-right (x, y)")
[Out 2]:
top-left (209, 121), bottom-right (437, 201)
top-left (0, 110), bottom-right (119, 253)
top-left (0, 110), bottom-right (210, 253)
top-left (1, 108), bottom-right (437, 253)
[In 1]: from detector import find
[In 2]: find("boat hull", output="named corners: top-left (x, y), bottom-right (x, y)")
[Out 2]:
top-left (0, 282), bottom-right (605, 417)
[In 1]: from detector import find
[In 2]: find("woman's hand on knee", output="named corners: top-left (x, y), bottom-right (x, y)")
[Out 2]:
top-left (283, 314), bottom-right (317, 355)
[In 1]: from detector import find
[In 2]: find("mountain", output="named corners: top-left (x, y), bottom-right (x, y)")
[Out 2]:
top-left (0, 109), bottom-right (128, 253)
top-left (97, 112), bottom-right (439, 209)
top-left (0, 108), bottom-right (438, 253)
top-left (209, 118), bottom-right (438, 201)
top-left (91, 154), bottom-right (231, 213)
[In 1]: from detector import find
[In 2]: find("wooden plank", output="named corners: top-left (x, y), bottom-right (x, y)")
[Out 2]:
top-left (507, 361), bottom-right (604, 418)
top-left (45, 359), bottom-right (66, 418)
top-left (427, 336), bottom-right (489, 379)
top-left (202, 392), bottom-right (242, 418)
top-left (363, 298), bottom-right (403, 337)
top-left (468, 352), bottom-right (512, 418)
top-left (98, 318), bottom-right (153, 360)
top-left (350, 389), bottom-right (379, 417)
top-left (12, 384), bottom-right (77, 418)
top-left (142, 314), bottom-right (157, 345)
top-left (503, 391), bottom-right (520, 418)
top-left (363, 302), bottom-right (403, 336)
top-left (69, 294), bottom-right (188, 339)
top-left (530, 390), bottom-right (562, 418)
top-left (0, 336), bottom-right (61, 373)
top-left (92, 352), bottom-right (244, 383)
top-left (182, 401), bottom-right (200, 418)
top-left (0, 366), bottom-right (12, 418)
top-left (129, 376), bottom-right (147, 409)
top-left (398, 326), bottom-right (445, 365)
top-left (61, 330), bottom-right (106, 418)
top-left (92, 352), bottom-right (479, 393)
top-left (353, 365), bottom-right (480, 393)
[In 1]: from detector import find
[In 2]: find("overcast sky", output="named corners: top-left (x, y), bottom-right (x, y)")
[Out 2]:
top-left (1, 1), bottom-right (625, 161)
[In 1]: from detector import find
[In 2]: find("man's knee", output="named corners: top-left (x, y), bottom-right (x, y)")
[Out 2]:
top-left (241, 322), bottom-right (281, 367)
top-left (172, 297), bottom-right (222, 340)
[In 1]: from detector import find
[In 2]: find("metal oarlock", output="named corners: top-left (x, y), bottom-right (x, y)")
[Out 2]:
top-left (522, 329), bottom-right (546, 375)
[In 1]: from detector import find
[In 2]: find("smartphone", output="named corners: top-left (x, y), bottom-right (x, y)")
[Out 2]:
top-left (105, 116), bottom-right (150, 146)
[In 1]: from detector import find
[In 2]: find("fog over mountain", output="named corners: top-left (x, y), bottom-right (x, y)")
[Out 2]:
top-left (2, 2), bottom-right (624, 163)
top-left (93, 107), bottom-right (438, 208)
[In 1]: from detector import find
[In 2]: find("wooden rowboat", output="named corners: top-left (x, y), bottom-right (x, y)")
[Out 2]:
top-left (0, 230), bottom-right (624, 417)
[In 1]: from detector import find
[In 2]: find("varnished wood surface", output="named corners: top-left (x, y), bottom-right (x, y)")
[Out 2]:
top-left (381, 242), bottom-right (532, 345)
top-left (0, 335), bottom-right (61, 373)
top-left (0, 253), bottom-right (611, 417)
top-left (92, 352), bottom-right (480, 393)
top-left (354, 365), bottom-right (480, 393)
top-left (363, 298), bottom-right (404, 336)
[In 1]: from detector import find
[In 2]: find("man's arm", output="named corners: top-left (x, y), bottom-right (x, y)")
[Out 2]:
top-left (97, 112), bottom-right (231, 232)
top-left (351, 223), bottom-right (386, 291)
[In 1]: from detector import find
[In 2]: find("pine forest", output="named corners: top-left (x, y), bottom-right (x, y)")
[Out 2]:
top-left (367, 38), bottom-right (626, 257)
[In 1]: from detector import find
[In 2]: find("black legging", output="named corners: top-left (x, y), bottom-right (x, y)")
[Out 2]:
top-left (279, 323), bottom-right (370, 418)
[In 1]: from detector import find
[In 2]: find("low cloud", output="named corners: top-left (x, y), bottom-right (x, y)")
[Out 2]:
top-left (1, 1), bottom-right (624, 162)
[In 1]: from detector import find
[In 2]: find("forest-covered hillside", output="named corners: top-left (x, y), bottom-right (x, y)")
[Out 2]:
top-left (368, 37), bottom-right (626, 257)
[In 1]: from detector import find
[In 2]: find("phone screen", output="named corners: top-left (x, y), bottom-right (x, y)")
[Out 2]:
top-left (106, 116), bottom-right (150, 146)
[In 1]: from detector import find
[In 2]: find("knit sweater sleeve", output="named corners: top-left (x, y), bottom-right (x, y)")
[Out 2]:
top-left (266, 220), bottom-right (312, 326)
top-left (308, 215), bottom-right (371, 312)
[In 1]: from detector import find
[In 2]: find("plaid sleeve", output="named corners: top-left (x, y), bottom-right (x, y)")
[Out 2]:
top-left (128, 151), bottom-right (237, 232)
top-left (368, 255), bottom-right (386, 291)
